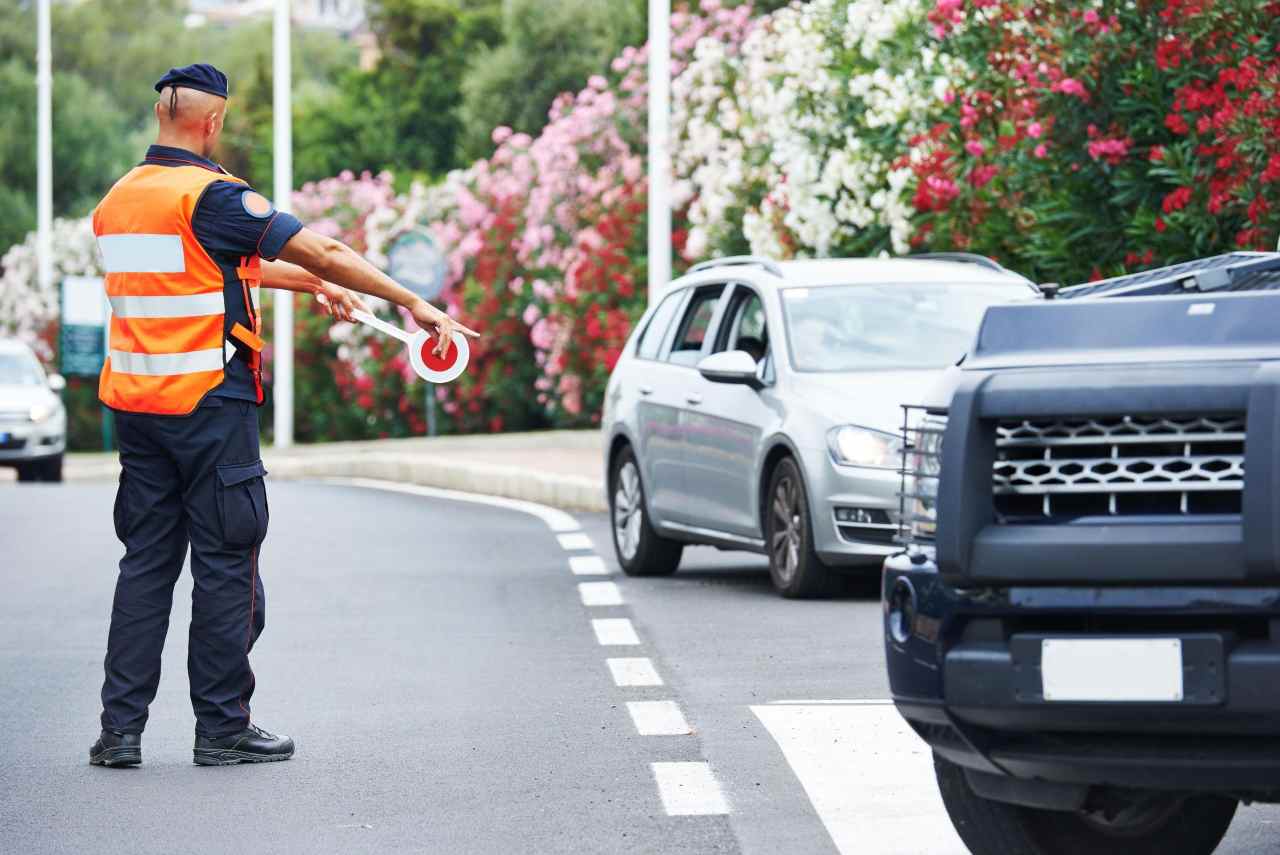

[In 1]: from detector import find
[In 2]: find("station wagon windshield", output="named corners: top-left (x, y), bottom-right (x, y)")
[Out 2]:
top-left (0, 352), bottom-right (44, 386)
top-left (781, 282), bottom-right (1029, 372)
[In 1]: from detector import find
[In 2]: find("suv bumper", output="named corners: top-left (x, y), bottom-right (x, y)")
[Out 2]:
top-left (885, 550), bottom-right (1280, 795)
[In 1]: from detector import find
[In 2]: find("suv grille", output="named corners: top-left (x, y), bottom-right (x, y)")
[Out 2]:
top-left (993, 414), bottom-right (1245, 520)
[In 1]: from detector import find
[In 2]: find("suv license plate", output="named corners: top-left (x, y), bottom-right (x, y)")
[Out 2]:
top-left (1041, 638), bottom-right (1183, 702)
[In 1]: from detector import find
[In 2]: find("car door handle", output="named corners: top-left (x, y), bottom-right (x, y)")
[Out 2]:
top-left (685, 393), bottom-right (703, 405)
top-left (638, 386), bottom-right (654, 396)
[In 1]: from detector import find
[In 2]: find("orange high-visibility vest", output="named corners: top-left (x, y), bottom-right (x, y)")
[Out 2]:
top-left (93, 163), bottom-right (263, 415)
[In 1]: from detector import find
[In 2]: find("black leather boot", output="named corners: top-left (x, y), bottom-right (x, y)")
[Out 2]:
top-left (89, 730), bottom-right (142, 767)
top-left (193, 724), bottom-right (294, 766)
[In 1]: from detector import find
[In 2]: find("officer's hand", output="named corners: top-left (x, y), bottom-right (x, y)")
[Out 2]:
top-left (315, 282), bottom-right (368, 323)
top-left (410, 300), bottom-right (481, 358)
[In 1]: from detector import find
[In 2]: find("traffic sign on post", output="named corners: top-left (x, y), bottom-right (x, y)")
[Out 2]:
top-left (60, 276), bottom-right (107, 376)
top-left (385, 227), bottom-right (448, 436)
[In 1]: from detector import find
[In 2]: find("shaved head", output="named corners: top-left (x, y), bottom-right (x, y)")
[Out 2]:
top-left (154, 86), bottom-right (227, 159)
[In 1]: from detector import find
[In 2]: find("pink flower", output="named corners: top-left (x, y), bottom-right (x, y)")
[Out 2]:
top-left (965, 140), bottom-right (986, 158)
top-left (491, 126), bottom-right (513, 145)
top-left (1052, 78), bottom-right (1089, 100)
top-left (1083, 9), bottom-right (1100, 24)
top-left (1027, 121), bottom-right (1043, 139)
top-left (970, 165), bottom-right (999, 188)
top-left (1034, 143), bottom-right (1049, 159)
top-left (1086, 137), bottom-right (1131, 165)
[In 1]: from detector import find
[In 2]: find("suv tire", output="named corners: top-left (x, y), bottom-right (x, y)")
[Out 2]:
top-left (934, 753), bottom-right (1238, 855)
top-left (40, 453), bottom-right (63, 482)
top-left (765, 457), bottom-right (839, 598)
top-left (610, 446), bottom-right (682, 576)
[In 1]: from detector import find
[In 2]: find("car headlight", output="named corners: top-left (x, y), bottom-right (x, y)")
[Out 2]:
top-left (29, 401), bottom-right (56, 422)
top-left (906, 412), bottom-right (948, 541)
top-left (827, 425), bottom-right (902, 468)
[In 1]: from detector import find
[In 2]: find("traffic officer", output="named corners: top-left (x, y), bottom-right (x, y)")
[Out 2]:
top-left (89, 63), bottom-right (478, 767)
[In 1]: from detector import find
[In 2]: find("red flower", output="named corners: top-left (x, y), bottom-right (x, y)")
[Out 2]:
top-left (1161, 187), bottom-right (1193, 214)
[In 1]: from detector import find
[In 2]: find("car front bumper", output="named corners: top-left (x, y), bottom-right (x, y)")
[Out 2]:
top-left (884, 550), bottom-right (1280, 795)
top-left (0, 416), bottom-right (66, 464)
top-left (800, 448), bottom-right (900, 568)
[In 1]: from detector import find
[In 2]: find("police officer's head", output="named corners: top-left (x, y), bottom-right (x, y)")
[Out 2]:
top-left (152, 64), bottom-right (229, 159)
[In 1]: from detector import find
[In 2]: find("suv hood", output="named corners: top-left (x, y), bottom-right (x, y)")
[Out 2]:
top-left (968, 290), bottom-right (1280, 370)
top-left (789, 369), bottom-right (941, 434)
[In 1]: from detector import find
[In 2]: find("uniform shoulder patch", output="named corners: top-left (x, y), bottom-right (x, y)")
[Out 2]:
top-left (240, 191), bottom-right (275, 219)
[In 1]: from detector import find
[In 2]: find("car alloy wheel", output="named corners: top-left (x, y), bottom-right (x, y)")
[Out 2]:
top-left (770, 472), bottom-right (802, 585)
top-left (614, 460), bottom-right (643, 562)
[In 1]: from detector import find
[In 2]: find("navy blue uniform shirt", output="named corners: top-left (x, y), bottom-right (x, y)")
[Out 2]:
top-left (141, 145), bottom-right (303, 402)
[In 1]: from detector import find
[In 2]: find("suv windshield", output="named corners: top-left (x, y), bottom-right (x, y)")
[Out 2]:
top-left (781, 281), bottom-right (1030, 372)
top-left (0, 352), bottom-right (45, 386)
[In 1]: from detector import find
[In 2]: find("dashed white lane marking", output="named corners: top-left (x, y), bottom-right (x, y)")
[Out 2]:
top-left (627, 701), bottom-right (691, 736)
top-left (578, 581), bottom-right (623, 606)
top-left (569, 555), bottom-right (610, 575)
top-left (752, 703), bottom-right (966, 855)
top-left (569, 555), bottom-right (610, 576)
top-left (557, 532), bottom-right (594, 551)
top-left (651, 762), bottom-right (730, 816)
top-left (317, 477), bottom-right (581, 532)
top-left (606, 657), bottom-right (663, 687)
top-left (591, 618), bottom-right (640, 646)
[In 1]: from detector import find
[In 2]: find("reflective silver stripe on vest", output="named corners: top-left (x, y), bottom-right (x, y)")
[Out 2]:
top-left (97, 234), bottom-right (186, 273)
top-left (109, 292), bottom-right (224, 318)
top-left (108, 348), bottom-right (225, 376)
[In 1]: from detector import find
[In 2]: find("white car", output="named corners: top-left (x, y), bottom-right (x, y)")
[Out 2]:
top-left (601, 254), bottom-right (1039, 597)
top-left (0, 339), bottom-right (67, 482)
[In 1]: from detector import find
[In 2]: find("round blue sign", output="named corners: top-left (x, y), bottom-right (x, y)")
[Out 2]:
top-left (386, 229), bottom-right (447, 302)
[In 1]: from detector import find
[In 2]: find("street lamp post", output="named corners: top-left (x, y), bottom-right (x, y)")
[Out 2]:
top-left (36, 0), bottom-right (52, 303)
top-left (647, 0), bottom-right (671, 305)
top-left (273, 0), bottom-right (294, 447)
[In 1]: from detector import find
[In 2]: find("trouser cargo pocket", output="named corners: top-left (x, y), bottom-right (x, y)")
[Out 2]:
top-left (215, 459), bottom-right (269, 548)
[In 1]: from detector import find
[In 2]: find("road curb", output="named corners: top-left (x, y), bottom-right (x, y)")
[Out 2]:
top-left (61, 450), bottom-right (608, 513)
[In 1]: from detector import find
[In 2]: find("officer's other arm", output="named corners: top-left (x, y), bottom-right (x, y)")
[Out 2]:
top-left (259, 259), bottom-right (366, 323)
top-left (277, 227), bottom-right (479, 356)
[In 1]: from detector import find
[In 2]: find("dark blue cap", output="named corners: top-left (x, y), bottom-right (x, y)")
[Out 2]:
top-left (154, 63), bottom-right (228, 99)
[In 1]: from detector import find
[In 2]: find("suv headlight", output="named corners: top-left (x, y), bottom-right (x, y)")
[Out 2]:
top-left (906, 412), bottom-right (948, 541)
top-left (827, 425), bottom-right (902, 468)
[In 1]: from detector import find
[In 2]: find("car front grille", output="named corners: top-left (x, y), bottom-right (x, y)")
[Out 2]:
top-left (993, 414), bottom-right (1245, 520)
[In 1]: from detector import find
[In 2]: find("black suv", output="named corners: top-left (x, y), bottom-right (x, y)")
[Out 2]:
top-left (886, 253), bottom-right (1280, 855)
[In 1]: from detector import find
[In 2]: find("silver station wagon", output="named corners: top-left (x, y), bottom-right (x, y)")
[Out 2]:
top-left (601, 254), bottom-right (1038, 597)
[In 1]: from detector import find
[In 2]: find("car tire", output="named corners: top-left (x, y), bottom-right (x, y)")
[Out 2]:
top-left (764, 456), bottom-right (839, 598)
top-left (16, 462), bottom-right (39, 483)
top-left (41, 453), bottom-right (63, 482)
top-left (934, 753), bottom-right (1237, 855)
top-left (610, 446), bottom-right (683, 577)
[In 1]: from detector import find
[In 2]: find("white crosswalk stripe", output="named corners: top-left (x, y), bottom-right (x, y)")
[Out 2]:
top-left (569, 555), bottom-right (610, 575)
top-left (578, 581), bottom-right (622, 606)
top-left (627, 701), bottom-right (691, 735)
top-left (752, 702), bottom-right (966, 855)
top-left (606, 657), bottom-right (662, 687)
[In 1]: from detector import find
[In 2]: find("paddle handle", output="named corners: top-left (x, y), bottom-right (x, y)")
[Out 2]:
top-left (352, 309), bottom-right (416, 345)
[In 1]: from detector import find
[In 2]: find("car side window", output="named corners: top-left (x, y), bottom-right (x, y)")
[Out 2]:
top-left (635, 291), bottom-right (685, 361)
top-left (714, 288), bottom-right (769, 365)
top-left (666, 285), bottom-right (726, 367)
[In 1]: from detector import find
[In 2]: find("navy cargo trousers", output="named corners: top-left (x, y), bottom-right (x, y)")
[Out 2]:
top-left (101, 396), bottom-right (269, 738)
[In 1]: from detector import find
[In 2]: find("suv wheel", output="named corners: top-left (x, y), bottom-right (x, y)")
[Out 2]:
top-left (765, 457), bottom-right (838, 598)
top-left (934, 754), bottom-right (1238, 855)
top-left (40, 453), bottom-right (63, 482)
top-left (610, 447), bottom-right (682, 576)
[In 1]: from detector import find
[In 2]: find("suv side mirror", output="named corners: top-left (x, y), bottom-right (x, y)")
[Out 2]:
top-left (697, 350), bottom-right (763, 389)
top-left (47, 373), bottom-right (67, 393)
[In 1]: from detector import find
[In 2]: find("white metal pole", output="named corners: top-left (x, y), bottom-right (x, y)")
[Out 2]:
top-left (646, 0), bottom-right (671, 304)
top-left (36, 0), bottom-right (53, 302)
top-left (272, 0), bottom-right (294, 447)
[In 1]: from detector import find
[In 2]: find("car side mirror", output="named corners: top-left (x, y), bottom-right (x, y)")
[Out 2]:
top-left (47, 373), bottom-right (67, 393)
top-left (697, 350), bottom-right (763, 389)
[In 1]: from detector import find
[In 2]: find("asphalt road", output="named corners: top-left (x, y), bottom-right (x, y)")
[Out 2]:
top-left (1, 480), bottom-right (1277, 854)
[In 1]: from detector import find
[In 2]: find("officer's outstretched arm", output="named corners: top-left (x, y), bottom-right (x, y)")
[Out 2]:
top-left (277, 227), bottom-right (479, 357)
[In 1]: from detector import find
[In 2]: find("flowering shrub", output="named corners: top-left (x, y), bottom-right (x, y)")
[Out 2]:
top-left (427, 0), bottom-right (755, 429)
top-left (910, 0), bottom-right (1280, 281)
